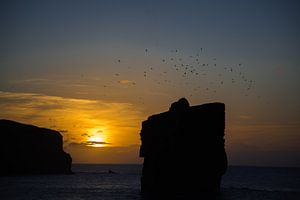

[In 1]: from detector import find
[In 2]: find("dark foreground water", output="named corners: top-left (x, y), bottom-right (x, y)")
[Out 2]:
top-left (0, 164), bottom-right (299, 200)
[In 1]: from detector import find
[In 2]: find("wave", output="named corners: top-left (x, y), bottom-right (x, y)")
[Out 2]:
top-left (222, 186), bottom-right (300, 193)
top-left (220, 187), bottom-right (300, 200)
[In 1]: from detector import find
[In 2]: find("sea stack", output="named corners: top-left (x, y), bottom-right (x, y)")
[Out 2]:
top-left (0, 119), bottom-right (72, 175)
top-left (139, 98), bottom-right (227, 199)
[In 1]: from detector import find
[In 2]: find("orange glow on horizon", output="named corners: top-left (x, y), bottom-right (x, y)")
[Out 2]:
top-left (0, 91), bottom-right (144, 150)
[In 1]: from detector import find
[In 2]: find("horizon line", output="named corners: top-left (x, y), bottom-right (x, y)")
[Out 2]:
top-left (72, 163), bottom-right (300, 168)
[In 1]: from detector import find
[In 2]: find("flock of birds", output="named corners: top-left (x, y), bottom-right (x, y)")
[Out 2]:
top-left (104, 48), bottom-right (265, 103)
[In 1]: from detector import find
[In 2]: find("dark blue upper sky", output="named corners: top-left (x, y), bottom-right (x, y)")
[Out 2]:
top-left (2, 0), bottom-right (299, 56)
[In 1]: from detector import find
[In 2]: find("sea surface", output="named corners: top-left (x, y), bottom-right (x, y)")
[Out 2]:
top-left (0, 164), bottom-right (299, 200)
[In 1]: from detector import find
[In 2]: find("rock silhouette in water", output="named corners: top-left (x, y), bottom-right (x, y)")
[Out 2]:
top-left (139, 98), bottom-right (227, 199)
top-left (0, 119), bottom-right (72, 175)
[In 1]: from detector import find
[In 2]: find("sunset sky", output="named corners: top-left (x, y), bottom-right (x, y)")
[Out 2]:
top-left (1, 0), bottom-right (300, 166)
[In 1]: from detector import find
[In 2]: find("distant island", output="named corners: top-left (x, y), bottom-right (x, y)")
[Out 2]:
top-left (139, 98), bottom-right (227, 199)
top-left (0, 119), bottom-right (72, 175)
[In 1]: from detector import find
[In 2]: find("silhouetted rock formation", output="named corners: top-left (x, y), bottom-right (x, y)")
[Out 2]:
top-left (0, 119), bottom-right (72, 175)
top-left (139, 98), bottom-right (227, 199)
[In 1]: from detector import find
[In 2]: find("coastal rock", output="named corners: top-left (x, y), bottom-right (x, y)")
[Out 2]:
top-left (139, 98), bottom-right (227, 198)
top-left (0, 119), bottom-right (72, 175)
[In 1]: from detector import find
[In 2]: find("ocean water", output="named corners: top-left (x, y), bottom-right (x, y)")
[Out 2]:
top-left (0, 164), bottom-right (299, 200)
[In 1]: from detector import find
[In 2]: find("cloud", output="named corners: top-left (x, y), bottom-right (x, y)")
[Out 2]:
top-left (66, 141), bottom-right (111, 148)
top-left (10, 78), bottom-right (50, 84)
top-left (239, 115), bottom-right (253, 120)
top-left (10, 78), bottom-right (88, 88)
top-left (118, 80), bottom-right (136, 86)
top-left (70, 141), bottom-right (111, 146)
top-left (86, 141), bottom-right (111, 145)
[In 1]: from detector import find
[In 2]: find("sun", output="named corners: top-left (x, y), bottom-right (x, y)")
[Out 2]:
top-left (87, 135), bottom-right (106, 147)
top-left (89, 135), bottom-right (103, 143)
top-left (86, 128), bottom-right (109, 147)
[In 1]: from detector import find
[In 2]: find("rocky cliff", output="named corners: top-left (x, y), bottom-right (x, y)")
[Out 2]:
top-left (139, 98), bottom-right (227, 199)
top-left (0, 119), bottom-right (72, 175)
